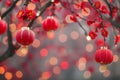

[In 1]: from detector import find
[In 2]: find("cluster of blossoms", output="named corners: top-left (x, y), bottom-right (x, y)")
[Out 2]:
top-left (17, 9), bottom-right (36, 20)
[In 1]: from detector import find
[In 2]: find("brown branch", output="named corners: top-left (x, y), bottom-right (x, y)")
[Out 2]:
top-left (0, 0), bottom-right (19, 62)
top-left (24, 0), bottom-right (31, 6)
top-left (1, 0), bottom-right (19, 19)
top-left (104, 0), bottom-right (112, 17)
top-left (0, 25), bottom-right (15, 62)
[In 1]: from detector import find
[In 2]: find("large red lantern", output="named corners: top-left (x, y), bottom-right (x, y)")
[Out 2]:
top-left (42, 16), bottom-right (59, 31)
top-left (16, 27), bottom-right (35, 46)
top-left (94, 47), bottom-right (113, 65)
top-left (0, 19), bottom-right (8, 35)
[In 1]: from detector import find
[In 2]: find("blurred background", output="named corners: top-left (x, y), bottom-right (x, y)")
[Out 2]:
top-left (0, 0), bottom-right (120, 80)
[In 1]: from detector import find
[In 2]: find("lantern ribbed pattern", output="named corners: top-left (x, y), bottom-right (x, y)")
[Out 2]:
top-left (16, 27), bottom-right (35, 46)
top-left (94, 47), bottom-right (113, 65)
top-left (42, 16), bottom-right (58, 31)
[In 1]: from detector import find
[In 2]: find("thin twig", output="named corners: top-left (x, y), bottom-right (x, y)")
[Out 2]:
top-left (60, 0), bottom-right (87, 35)
top-left (1, 0), bottom-right (19, 19)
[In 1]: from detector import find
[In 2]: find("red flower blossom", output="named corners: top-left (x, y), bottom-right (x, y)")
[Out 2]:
top-left (101, 28), bottom-right (108, 37)
top-left (100, 6), bottom-right (109, 14)
top-left (87, 20), bottom-right (95, 26)
top-left (88, 31), bottom-right (97, 39)
top-left (94, 1), bottom-right (101, 9)
top-left (70, 15), bottom-right (77, 22)
top-left (114, 35), bottom-right (120, 45)
top-left (26, 10), bottom-right (36, 20)
top-left (17, 9), bottom-right (36, 20)
top-left (17, 9), bottom-right (25, 19)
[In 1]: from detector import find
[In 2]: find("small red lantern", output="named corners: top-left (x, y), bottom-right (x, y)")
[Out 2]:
top-left (94, 47), bottom-right (113, 65)
top-left (0, 19), bottom-right (8, 35)
top-left (16, 27), bottom-right (35, 46)
top-left (42, 16), bottom-right (59, 31)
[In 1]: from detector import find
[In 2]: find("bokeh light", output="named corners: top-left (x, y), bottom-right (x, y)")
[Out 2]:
top-left (86, 35), bottom-right (91, 41)
top-left (53, 66), bottom-right (61, 75)
top-left (32, 39), bottom-right (41, 48)
top-left (99, 65), bottom-right (107, 73)
top-left (77, 57), bottom-right (87, 71)
top-left (9, 23), bottom-right (16, 32)
top-left (81, 7), bottom-right (90, 16)
top-left (65, 15), bottom-right (74, 23)
top-left (27, 2), bottom-right (36, 10)
top-left (103, 70), bottom-right (111, 78)
top-left (41, 71), bottom-right (51, 80)
top-left (16, 70), bottom-right (23, 78)
top-left (70, 31), bottom-right (79, 40)
top-left (49, 57), bottom-right (58, 66)
top-left (59, 34), bottom-right (67, 43)
top-left (86, 43), bottom-right (94, 52)
top-left (83, 71), bottom-right (91, 79)
top-left (113, 55), bottom-right (119, 62)
top-left (46, 31), bottom-right (55, 39)
top-left (16, 47), bottom-right (28, 57)
top-left (5, 72), bottom-right (13, 80)
top-left (40, 48), bottom-right (48, 57)
top-left (60, 61), bottom-right (69, 70)
top-left (0, 66), bottom-right (5, 74)
top-left (2, 36), bottom-right (8, 45)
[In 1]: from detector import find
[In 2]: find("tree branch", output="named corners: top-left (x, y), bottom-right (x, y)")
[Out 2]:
top-left (1, 0), bottom-right (19, 19)
top-left (0, 25), bottom-right (15, 62)
top-left (0, 0), bottom-right (19, 62)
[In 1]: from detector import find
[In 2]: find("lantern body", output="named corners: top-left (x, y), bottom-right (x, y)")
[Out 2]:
top-left (16, 27), bottom-right (35, 46)
top-left (0, 20), bottom-right (8, 35)
top-left (42, 16), bottom-right (58, 31)
top-left (54, 0), bottom-right (59, 4)
top-left (94, 48), bottom-right (113, 65)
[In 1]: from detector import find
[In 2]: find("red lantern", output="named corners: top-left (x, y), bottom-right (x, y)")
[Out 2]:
top-left (42, 16), bottom-right (59, 31)
top-left (0, 20), bottom-right (8, 35)
top-left (54, 0), bottom-right (59, 4)
top-left (16, 27), bottom-right (35, 46)
top-left (94, 47), bottom-right (113, 65)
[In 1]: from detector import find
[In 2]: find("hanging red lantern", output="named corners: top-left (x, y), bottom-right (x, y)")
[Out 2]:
top-left (16, 27), bottom-right (35, 46)
top-left (54, 0), bottom-right (59, 4)
top-left (94, 47), bottom-right (113, 65)
top-left (42, 16), bottom-right (59, 31)
top-left (0, 19), bottom-right (8, 35)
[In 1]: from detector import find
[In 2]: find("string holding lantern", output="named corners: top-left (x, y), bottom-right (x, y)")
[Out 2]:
top-left (15, 27), bottom-right (35, 46)
top-left (42, 16), bottom-right (59, 32)
top-left (0, 19), bottom-right (8, 35)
